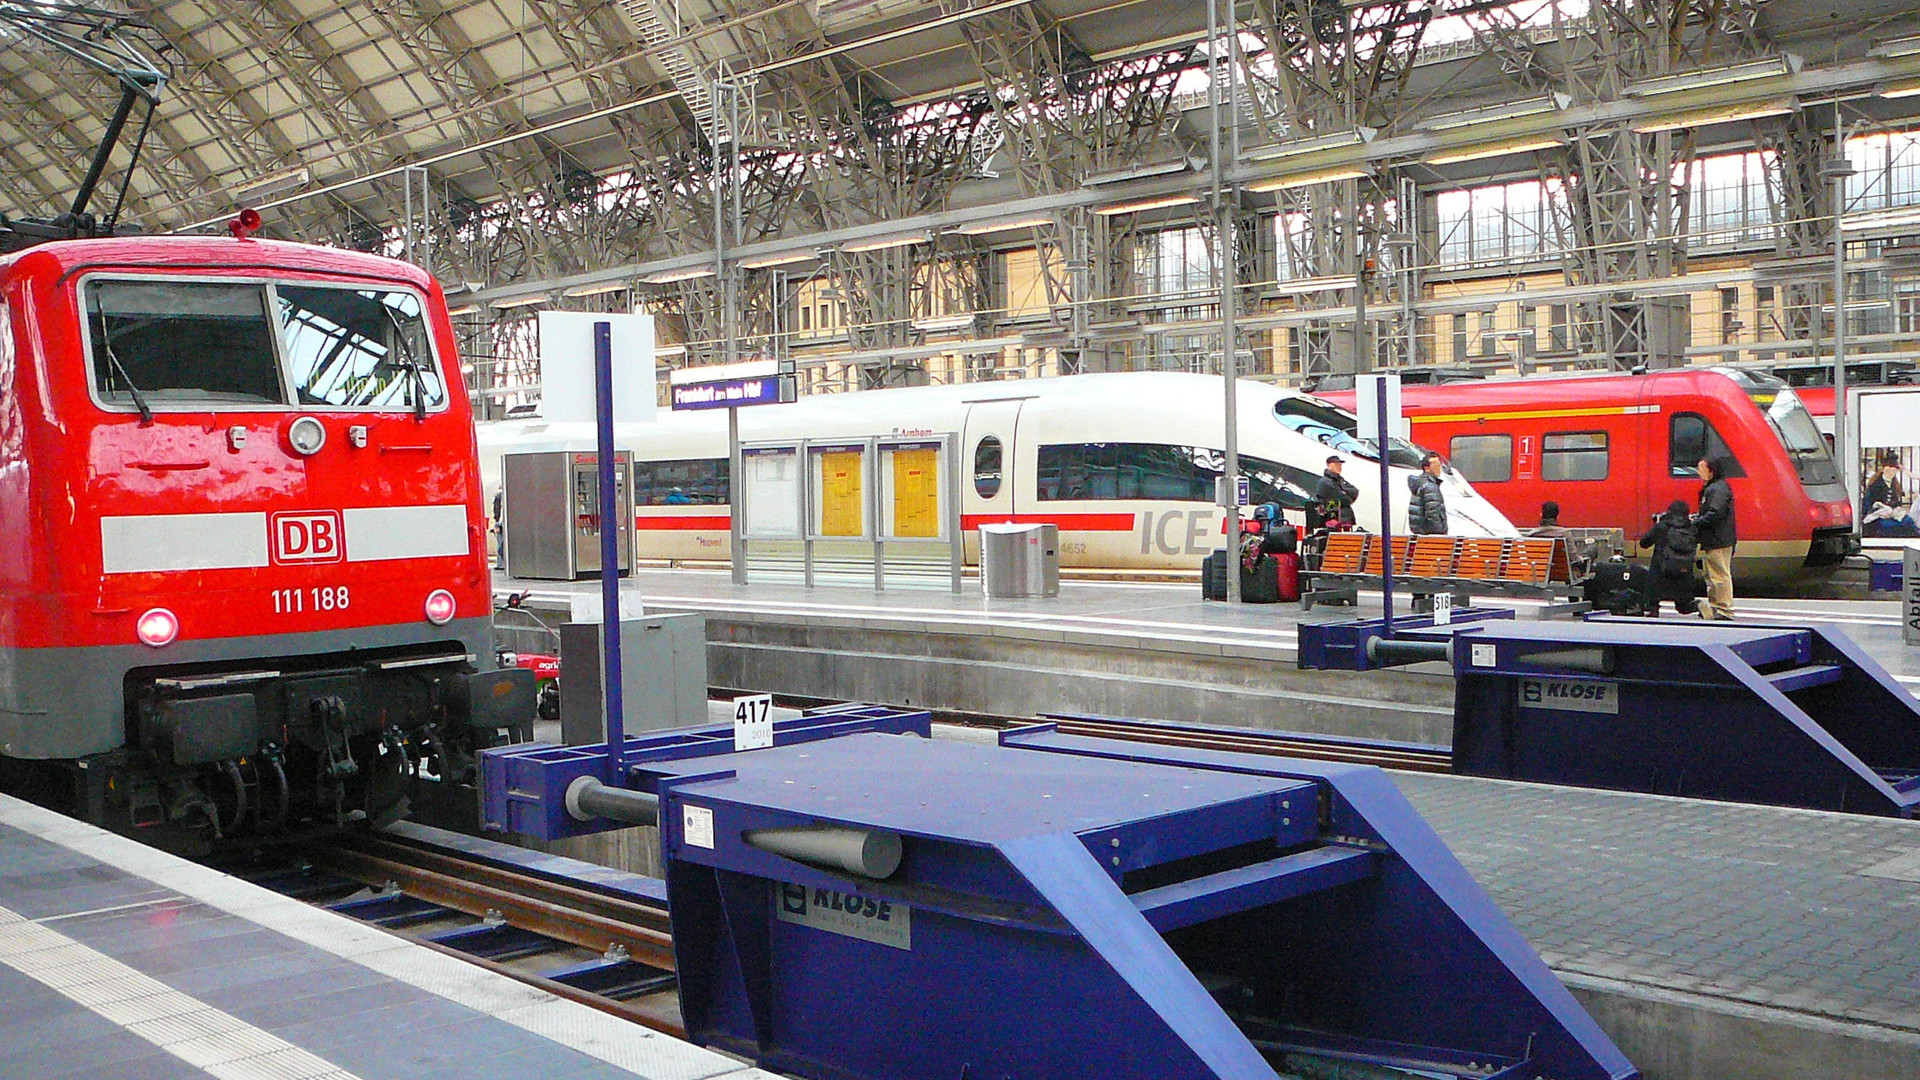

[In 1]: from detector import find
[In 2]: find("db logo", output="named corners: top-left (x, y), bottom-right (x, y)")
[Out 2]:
top-left (271, 511), bottom-right (344, 564)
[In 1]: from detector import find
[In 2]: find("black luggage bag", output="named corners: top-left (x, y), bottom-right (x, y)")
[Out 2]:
top-left (1203, 549), bottom-right (1230, 600)
top-left (1584, 557), bottom-right (1652, 616)
top-left (1240, 555), bottom-right (1280, 604)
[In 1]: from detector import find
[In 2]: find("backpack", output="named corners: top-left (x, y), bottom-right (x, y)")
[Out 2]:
top-left (1660, 519), bottom-right (1698, 572)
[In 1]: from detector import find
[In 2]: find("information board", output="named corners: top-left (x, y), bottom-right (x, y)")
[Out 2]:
top-left (741, 444), bottom-right (801, 539)
top-left (537, 312), bottom-right (657, 425)
top-left (811, 443), bottom-right (869, 539)
top-left (880, 438), bottom-right (946, 541)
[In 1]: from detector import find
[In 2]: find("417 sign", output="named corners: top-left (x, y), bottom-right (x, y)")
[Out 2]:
top-left (733, 693), bottom-right (773, 751)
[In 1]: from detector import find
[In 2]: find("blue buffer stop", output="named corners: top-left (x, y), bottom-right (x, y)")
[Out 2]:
top-left (652, 725), bottom-right (1637, 1080)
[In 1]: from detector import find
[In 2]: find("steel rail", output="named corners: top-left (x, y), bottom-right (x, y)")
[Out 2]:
top-left (305, 840), bottom-right (676, 972)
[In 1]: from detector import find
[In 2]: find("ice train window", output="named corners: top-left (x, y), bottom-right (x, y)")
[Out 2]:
top-left (973, 436), bottom-right (1003, 499)
top-left (85, 280), bottom-right (284, 406)
top-left (277, 285), bottom-right (446, 410)
top-left (635, 458), bottom-right (730, 505)
top-left (1035, 442), bottom-right (1316, 508)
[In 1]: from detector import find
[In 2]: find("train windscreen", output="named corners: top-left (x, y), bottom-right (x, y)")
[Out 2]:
top-left (1274, 397), bottom-right (1429, 469)
top-left (1746, 385), bottom-right (1840, 487)
top-left (85, 280), bottom-right (286, 406)
top-left (278, 286), bottom-right (447, 410)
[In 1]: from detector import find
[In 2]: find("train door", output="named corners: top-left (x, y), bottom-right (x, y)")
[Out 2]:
top-left (1630, 381), bottom-right (1656, 527)
top-left (961, 397), bottom-right (1027, 563)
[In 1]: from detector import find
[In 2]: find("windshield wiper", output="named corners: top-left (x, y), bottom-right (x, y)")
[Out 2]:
top-left (383, 306), bottom-right (430, 421)
top-left (94, 309), bottom-right (153, 425)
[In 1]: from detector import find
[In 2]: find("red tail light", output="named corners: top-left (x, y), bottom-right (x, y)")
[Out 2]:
top-left (136, 608), bottom-right (179, 647)
top-left (424, 589), bottom-right (457, 625)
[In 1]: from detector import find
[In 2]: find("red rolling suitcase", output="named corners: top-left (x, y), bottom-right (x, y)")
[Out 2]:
top-left (1274, 551), bottom-right (1301, 603)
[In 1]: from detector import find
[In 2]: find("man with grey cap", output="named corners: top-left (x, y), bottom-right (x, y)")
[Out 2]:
top-left (1308, 454), bottom-right (1359, 533)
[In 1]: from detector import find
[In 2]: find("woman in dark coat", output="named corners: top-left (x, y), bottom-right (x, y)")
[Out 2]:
top-left (1638, 500), bottom-right (1700, 616)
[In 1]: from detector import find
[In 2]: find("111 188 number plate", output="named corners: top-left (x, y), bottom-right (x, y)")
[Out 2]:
top-left (271, 586), bottom-right (351, 614)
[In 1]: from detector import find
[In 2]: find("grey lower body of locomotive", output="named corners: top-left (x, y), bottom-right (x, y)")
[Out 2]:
top-left (0, 617), bottom-right (507, 759)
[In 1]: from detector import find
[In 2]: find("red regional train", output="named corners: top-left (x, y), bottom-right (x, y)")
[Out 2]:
top-left (1327, 367), bottom-right (1852, 584)
top-left (0, 226), bottom-right (532, 851)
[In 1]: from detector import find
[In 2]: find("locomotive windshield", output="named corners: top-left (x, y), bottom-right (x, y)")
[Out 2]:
top-left (1273, 396), bottom-right (1429, 469)
top-left (279, 286), bottom-right (446, 411)
top-left (1748, 386), bottom-right (1840, 486)
top-left (87, 280), bottom-right (285, 405)
top-left (83, 277), bottom-right (446, 414)
top-left (1714, 368), bottom-right (1841, 487)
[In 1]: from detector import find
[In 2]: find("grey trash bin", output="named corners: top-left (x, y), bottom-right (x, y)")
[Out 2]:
top-left (980, 522), bottom-right (1060, 598)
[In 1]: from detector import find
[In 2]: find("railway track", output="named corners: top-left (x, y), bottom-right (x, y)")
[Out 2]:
top-left (240, 832), bottom-right (685, 1037)
top-left (1039, 714), bottom-right (1454, 773)
top-left (232, 708), bottom-right (1446, 1051)
top-left (723, 689), bottom-right (1456, 774)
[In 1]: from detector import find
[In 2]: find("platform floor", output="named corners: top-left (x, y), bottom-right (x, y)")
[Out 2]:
top-left (497, 567), bottom-right (1920, 689)
top-left (1395, 771), bottom-right (1920, 1040)
top-left (0, 794), bottom-right (770, 1080)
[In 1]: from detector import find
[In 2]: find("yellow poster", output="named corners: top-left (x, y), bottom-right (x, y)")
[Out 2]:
top-left (891, 448), bottom-right (940, 538)
top-left (819, 451), bottom-right (865, 536)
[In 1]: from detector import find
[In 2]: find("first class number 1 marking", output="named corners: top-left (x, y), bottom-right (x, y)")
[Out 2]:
top-left (272, 586), bottom-right (351, 614)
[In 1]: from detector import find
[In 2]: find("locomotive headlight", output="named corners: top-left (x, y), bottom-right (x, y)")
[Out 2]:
top-left (287, 416), bottom-right (327, 456)
top-left (136, 608), bottom-right (179, 647)
top-left (424, 589), bottom-right (457, 625)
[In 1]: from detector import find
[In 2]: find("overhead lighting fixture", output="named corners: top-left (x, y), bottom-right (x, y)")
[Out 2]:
top-left (491, 294), bottom-right (548, 309)
top-left (1246, 166), bottom-right (1373, 193)
top-left (1418, 94), bottom-right (1569, 132)
top-left (740, 250), bottom-right (816, 269)
top-left (1083, 159), bottom-right (1194, 186)
top-left (669, 358), bottom-right (780, 386)
top-left (235, 166), bottom-right (311, 203)
top-left (1284, 275), bottom-right (1360, 295)
top-left (953, 216), bottom-right (1054, 235)
top-left (656, 344), bottom-right (688, 360)
top-left (1842, 206), bottom-right (1920, 232)
top-left (446, 303), bottom-right (481, 316)
top-left (1631, 99), bottom-right (1796, 134)
top-left (1093, 193), bottom-right (1200, 216)
top-left (1868, 35), bottom-right (1920, 60)
top-left (1878, 78), bottom-right (1920, 100)
top-left (643, 266), bottom-right (718, 284)
top-left (1424, 137), bottom-right (1564, 166)
top-left (562, 281), bottom-right (631, 297)
top-left (1625, 55), bottom-right (1801, 97)
top-left (912, 313), bottom-right (974, 332)
top-left (1244, 128), bottom-right (1377, 162)
top-left (842, 232), bottom-right (928, 253)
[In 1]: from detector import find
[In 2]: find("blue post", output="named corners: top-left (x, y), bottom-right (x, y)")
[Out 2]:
top-left (594, 320), bottom-right (626, 776)
top-left (1376, 376), bottom-right (1395, 639)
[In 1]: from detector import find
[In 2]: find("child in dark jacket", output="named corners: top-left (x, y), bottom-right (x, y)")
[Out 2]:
top-left (1638, 500), bottom-right (1700, 616)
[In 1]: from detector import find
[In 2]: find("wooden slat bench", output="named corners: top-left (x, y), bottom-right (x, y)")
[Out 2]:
top-left (1302, 532), bottom-right (1591, 615)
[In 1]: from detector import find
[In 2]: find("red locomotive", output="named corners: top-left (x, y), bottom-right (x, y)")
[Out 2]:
top-left (0, 224), bottom-right (532, 850)
top-left (1324, 367), bottom-right (1852, 584)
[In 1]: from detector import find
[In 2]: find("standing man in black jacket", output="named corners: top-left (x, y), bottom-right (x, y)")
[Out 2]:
top-left (1408, 452), bottom-right (1449, 535)
top-left (1308, 455), bottom-right (1359, 532)
top-left (1692, 456), bottom-right (1737, 620)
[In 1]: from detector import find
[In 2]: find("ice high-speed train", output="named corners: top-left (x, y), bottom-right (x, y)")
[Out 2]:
top-left (478, 372), bottom-right (1517, 569)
